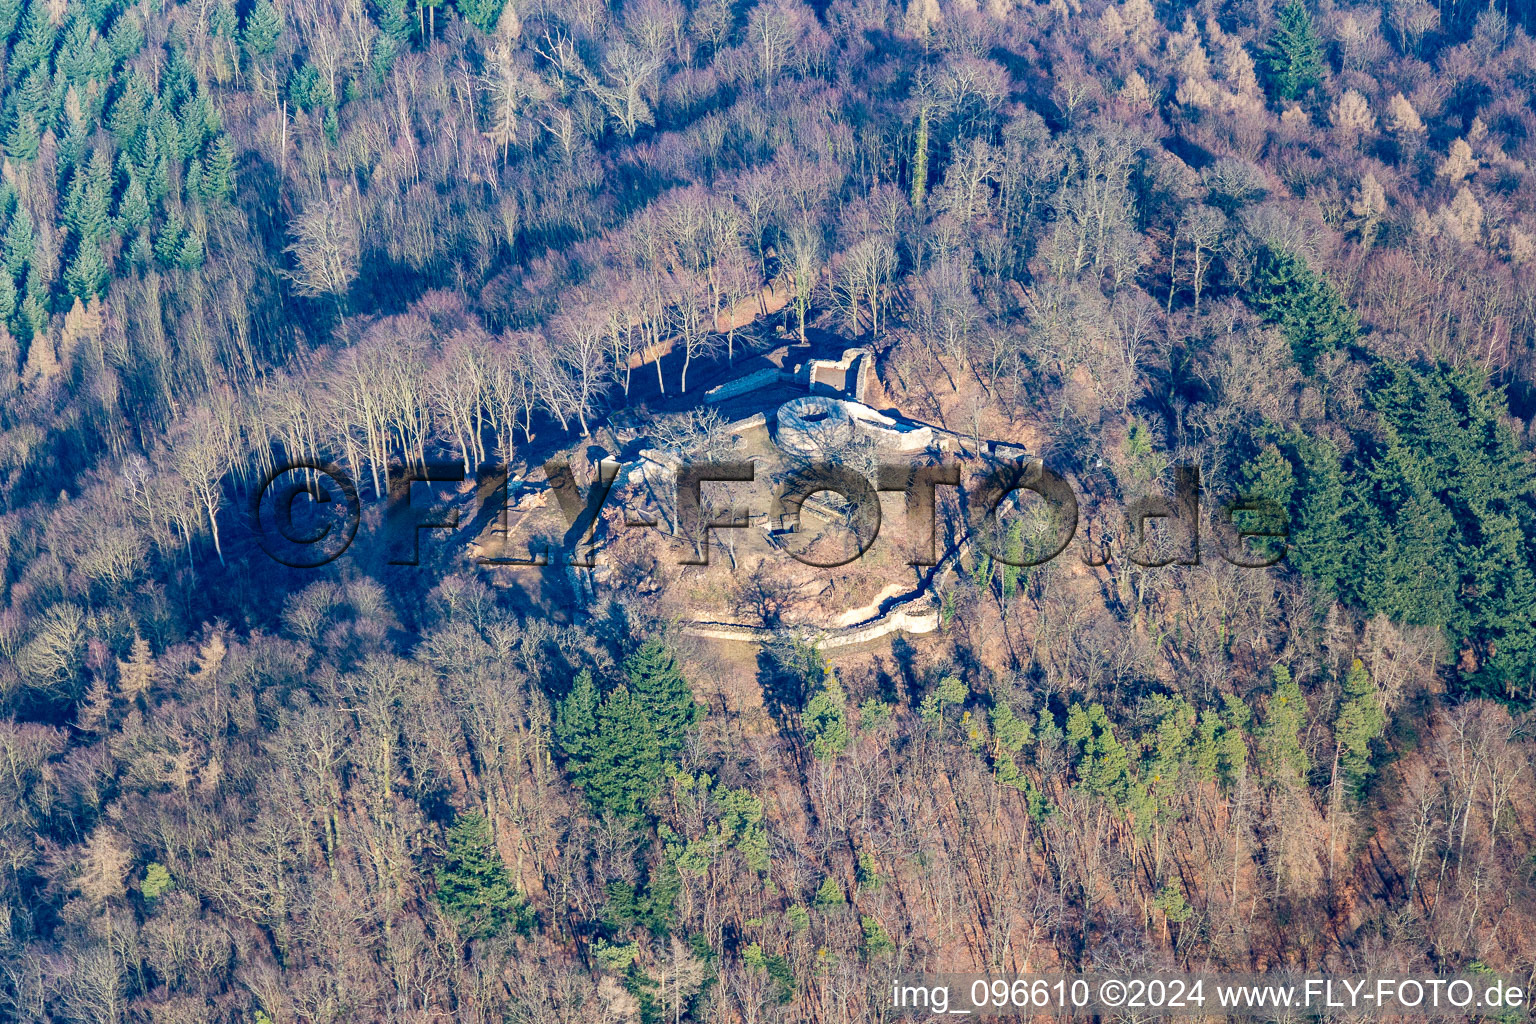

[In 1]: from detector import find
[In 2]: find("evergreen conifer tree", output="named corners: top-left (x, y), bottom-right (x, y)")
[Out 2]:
top-left (434, 811), bottom-right (532, 939)
top-left (581, 687), bottom-right (664, 815)
top-left (154, 213), bottom-right (184, 266)
top-left (1258, 666), bottom-right (1309, 788)
top-left (108, 10), bottom-right (145, 61)
top-left (116, 171), bottom-right (150, 232)
top-left (456, 0), bottom-right (506, 33)
top-left (242, 0), bottom-right (283, 59)
top-left (1236, 443), bottom-right (1296, 564)
top-left (4, 209), bottom-right (33, 277)
top-left (1247, 248), bottom-right (1357, 371)
top-left (202, 136), bottom-right (235, 202)
top-left (803, 675), bottom-right (851, 759)
top-left (1261, 0), bottom-right (1324, 101)
top-left (1289, 434), bottom-right (1349, 601)
top-left (11, 1), bottom-right (58, 74)
top-left (1334, 659), bottom-right (1384, 797)
top-left (66, 235), bottom-right (109, 298)
top-left (553, 669), bottom-right (598, 764)
top-left (5, 114), bottom-right (40, 161)
top-left (624, 638), bottom-right (701, 755)
top-left (0, 0), bottom-right (22, 44)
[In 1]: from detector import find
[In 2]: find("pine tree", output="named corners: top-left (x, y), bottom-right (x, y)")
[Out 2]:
top-left (202, 136), bottom-right (235, 203)
top-left (154, 213), bottom-right (184, 267)
top-left (1247, 248), bottom-right (1358, 371)
top-left (242, 0), bottom-right (283, 59)
top-left (1289, 434), bottom-right (1349, 601)
top-left (67, 149), bottom-right (113, 242)
top-left (456, 0), bottom-right (506, 33)
top-left (185, 157), bottom-right (205, 201)
top-left (57, 19), bottom-right (98, 86)
top-left (65, 236), bottom-right (110, 299)
top-left (434, 811), bottom-right (532, 939)
top-left (1260, 0), bottom-right (1324, 101)
top-left (115, 171), bottom-right (150, 232)
top-left (377, 0), bottom-right (412, 41)
top-left (210, 0), bottom-right (237, 40)
top-left (553, 669), bottom-right (598, 764)
top-left (107, 10), bottom-right (145, 62)
top-left (1236, 443), bottom-right (1296, 564)
top-left (803, 675), bottom-right (850, 759)
top-left (179, 93), bottom-right (216, 160)
top-left (109, 76), bottom-right (150, 154)
top-left (1258, 666), bottom-right (1309, 788)
top-left (624, 638), bottom-right (701, 755)
top-left (5, 114), bottom-right (40, 161)
top-left (1334, 659), bottom-right (1384, 797)
top-left (581, 687), bottom-right (665, 815)
top-left (163, 47), bottom-right (197, 109)
top-left (10, 1), bottom-right (58, 74)
top-left (4, 209), bottom-right (34, 278)
top-left (0, 0), bottom-right (21, 44)
top-left (1065, 702), bottom-right (1137, 808)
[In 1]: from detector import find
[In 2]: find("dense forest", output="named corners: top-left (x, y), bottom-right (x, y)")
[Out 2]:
top-left (1, 0), bottom-right (1536, 1019)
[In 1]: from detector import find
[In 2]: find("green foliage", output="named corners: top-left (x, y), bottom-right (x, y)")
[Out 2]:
top-left (66, 236), bottom-right (110, 298)
top-left (5, 114), bottom-right (40, 161)
top-left (989, 700), bottom-right (1032, 754)
top-left (660, 779), bottom-right (770, 876)
top-left (107, 10), bottom-right (144, 61)
top-left (434, 811), bottom-right (533, 940)
top-left (593, 938), bottom-right (640, 971)
top-left (1246, 248), bottom-right (1358, 371)
top-left (1066, 702), bottom-right (1136, 806)
top-left (785, 904), bottom-right (810, 932)
top-left (141, 862), bottom-right (174, 900)
top-left (554, 669), bottom-right (599, 763)
top-left (812, 875), bottom-right (844, 907)
top-left (1260, 0), bottom-right (1324, 100)
top-left (3, 207), bottom-right (33, 278)
top-left (744, 944), bottom-right (796, 1003)
top-left (603, 862), bottom-right (679, 937)
top-left (242, 1), bottom-right (283, 58)
top-left (455, 0), bottom-right (505, 33)
top-left (803, 674), bottom-right (850, 759)
top-left (716, 786), bottom-right (770, 872)
top-left (0, 0), bottom-right (20, 44)
top-left (1349, 365), bottom-right (1536, 694)
top-left (858, 697), bottom-right (892, 726)
top-left (556, 649), bottom-right (707, 817)
top-left (625, 638), bottom-right (702, 755)
top-left (1234, 443), bottom-right (1295, 563)
top-left (1288, 434), bottom-right (1348, 601)
top-left (855, 850), bottom-right (882, 891)
top-left (289, 63), bottom-right (326, 112)
top-left (115, 172), bottom-right (151, 233)
top-left (1258, 666), bottom-right (1309, 788)
top-left (203, 136), bottom-right (236, 203)
top-left (860, 915), bottom-right (894, 958)
top-left (1271, 364), bottom-right (1536, 695)
top-left (1153, 882), bottom-right (1193, 924)
top-left (1335, 659), bottom-right (1385, 796)
top-left (578, 686), bottom-right (665, 816)
top-left (919, 674), bottom-right (967, 732)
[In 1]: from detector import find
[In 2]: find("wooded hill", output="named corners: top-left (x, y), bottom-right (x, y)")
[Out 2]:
top-left (0, 0), bottom-right (1535, 1020)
